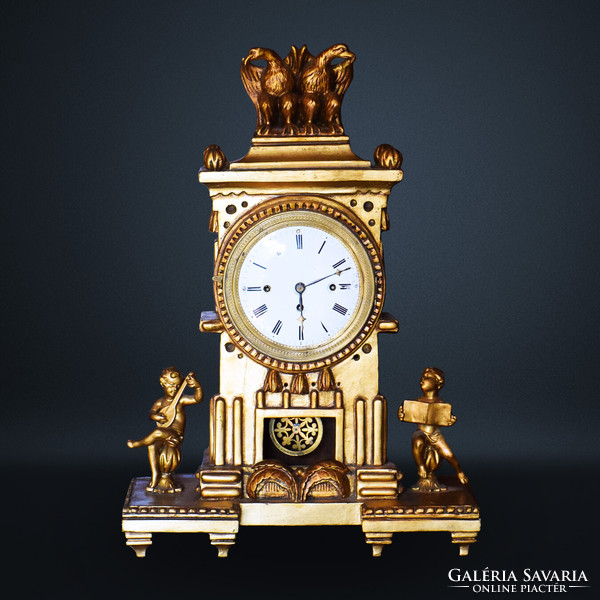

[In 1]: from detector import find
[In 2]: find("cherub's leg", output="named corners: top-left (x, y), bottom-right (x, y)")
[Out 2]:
top-left (412, 430), bottom-right (447, 491)
top-left (127, 429), bottom-right (166, 448)
top-left (447, 456), bottom-right (468, 484)
top-left (127, 430), bottom-right (176, 491)
top-left (411, 430), bottom-right (428, 479)
top-left (147, 444), bottom-right (161, 489)
top-left (437, 438), bottom-right (468, 484)
top-left (424, 445), bottom-right (441, 475)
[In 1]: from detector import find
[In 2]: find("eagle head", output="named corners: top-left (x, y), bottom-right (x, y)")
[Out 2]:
top-left (324, 43), bottom-right (355, 63)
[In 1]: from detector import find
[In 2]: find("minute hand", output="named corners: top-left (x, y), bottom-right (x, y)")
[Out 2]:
top-left (304, 267), bottom-right (351, 288)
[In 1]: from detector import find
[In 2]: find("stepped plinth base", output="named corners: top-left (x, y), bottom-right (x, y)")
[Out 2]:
top-left (122, 474), bottom-right (480, 557)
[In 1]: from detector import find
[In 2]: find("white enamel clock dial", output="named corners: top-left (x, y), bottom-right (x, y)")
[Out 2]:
top-left (238, 224), bottom-right (360, 348)
top-left (216, 199), bottom-right (384, 371)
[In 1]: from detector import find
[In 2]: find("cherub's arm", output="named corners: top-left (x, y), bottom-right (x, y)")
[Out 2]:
top-left (181, 372), bottom-right (203, 405)
top-left (149, 399), bottom-right (167, 423)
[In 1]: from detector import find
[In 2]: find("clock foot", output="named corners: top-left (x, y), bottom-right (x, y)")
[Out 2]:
top-left (124, 532), bottom-right (152, 557)
top-left (451, 531), bottom-right (478, 556)
top-left (364, 532), bottom-right (393, 557)
top-left (209, 532), bottom-right (237, 558)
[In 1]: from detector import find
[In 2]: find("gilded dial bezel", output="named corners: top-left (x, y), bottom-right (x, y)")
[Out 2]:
top-left (214, 196), bottom-right (385, 372)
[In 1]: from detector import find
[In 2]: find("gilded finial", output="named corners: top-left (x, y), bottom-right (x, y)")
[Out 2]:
top-left (203, 144), bottom-right (227, 171)
top-left (374, 144), bottom-right (403, 169)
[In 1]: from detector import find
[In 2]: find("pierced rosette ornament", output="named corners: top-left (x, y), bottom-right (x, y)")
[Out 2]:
top-left (269, 417), bottom-right (324, 456)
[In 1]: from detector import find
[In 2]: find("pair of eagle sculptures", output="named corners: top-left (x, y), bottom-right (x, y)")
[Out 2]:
top-left (241, 43), bottom-right (355, 137)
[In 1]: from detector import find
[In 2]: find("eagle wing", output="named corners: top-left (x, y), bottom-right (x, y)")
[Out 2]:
top-left (284, 44), bottom-right (310, 77)
top-left (240, 53), bottom-right (265, 111)
top-left (332, 57), bottom-right (354, 98)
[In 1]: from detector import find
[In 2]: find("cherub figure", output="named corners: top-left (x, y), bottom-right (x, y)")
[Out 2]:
top-left (398, 367), bottom-right (468, 492)
top-left (127, 367), bottom-right (203, 493)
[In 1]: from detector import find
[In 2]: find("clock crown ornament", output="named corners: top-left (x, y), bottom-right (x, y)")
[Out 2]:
top-left (241, 43), bottom-right (355, 137)
top-left (123, 44), bottom-right (480, 560)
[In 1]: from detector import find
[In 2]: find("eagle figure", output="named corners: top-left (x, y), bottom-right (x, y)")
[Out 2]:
top-left (297, 43), bottom-right (355, 135)
top-left (241, 46), bottom-right (306, 136)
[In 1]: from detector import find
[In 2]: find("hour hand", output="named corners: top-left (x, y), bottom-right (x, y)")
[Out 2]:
top-left (294, 283), bottom-right (306, 340)
top-left (295, 282), bottom-right (306, 318)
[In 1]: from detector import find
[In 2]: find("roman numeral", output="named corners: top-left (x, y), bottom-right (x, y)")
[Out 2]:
top-left (321, 321), bottom-right (328, 333)
top-left (332, 259), bottom-right (346, 269)
top-left (340, 283), bottom-right (351, 290)
top-left (253, 304), bottom-right (268, 317)
top-left (332, 303), bottom-right (348, 316)
top-left (246, 286), bottom-right (261, 291)
top-left (272, 320), bottom-right (283, 335)
top-left (298, 326), bottom-right (304, 341)
top-left (296, 231), bottom-right (303, 249)
top-left (318, 240), bottom-right (327, 254)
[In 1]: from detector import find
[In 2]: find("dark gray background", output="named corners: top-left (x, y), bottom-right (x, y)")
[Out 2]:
top-left (2, 1), bottom-right (599, 597)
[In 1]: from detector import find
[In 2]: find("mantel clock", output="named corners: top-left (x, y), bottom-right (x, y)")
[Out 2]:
top-left (122, 44), bottom-right (480, 558)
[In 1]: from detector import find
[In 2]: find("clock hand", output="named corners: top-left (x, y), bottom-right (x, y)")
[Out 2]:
top-left (295, 282), bottom-right (307, 339)
top-left (304, 267), bottom-right (351, 289)
top-left (295, 282), bottom-right (306, 315)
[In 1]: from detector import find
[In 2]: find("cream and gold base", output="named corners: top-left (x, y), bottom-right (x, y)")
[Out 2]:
top-left (122, 474), bottom-right (480, 558)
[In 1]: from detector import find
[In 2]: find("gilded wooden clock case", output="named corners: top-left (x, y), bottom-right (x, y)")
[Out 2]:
top-left (122, 45), bottom-right (481, 559)
top-left (195, 138), bottom-right (399, 485)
